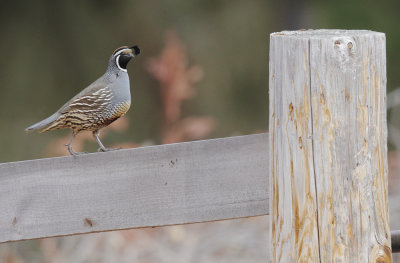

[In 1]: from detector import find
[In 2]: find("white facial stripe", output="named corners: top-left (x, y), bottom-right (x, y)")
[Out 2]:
top-left (115, 55), bottom-right (127, 72)
top-left (114, 49), bottom-right (128, 56)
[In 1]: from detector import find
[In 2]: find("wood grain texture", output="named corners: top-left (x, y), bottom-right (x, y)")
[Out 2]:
top-left (310, 30), bottom-right (391, 262)
top-left (269, 30), bottom-right (392, 263)
top-left (0, 134), bottom-right (269, 243)
top-left (269, 31), bottom-right (320, 263)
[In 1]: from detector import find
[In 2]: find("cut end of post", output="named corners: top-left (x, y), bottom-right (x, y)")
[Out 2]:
top-left (270, 29), bottom-right (385, 42)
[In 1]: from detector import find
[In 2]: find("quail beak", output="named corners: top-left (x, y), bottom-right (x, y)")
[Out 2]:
top-left (119, 46), bottom-right (139, 59)
top-left (122, 49), bottom-right (134, 58)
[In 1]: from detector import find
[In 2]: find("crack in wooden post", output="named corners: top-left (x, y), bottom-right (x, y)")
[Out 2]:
top-left (308, 38), bottom-right (323, 263)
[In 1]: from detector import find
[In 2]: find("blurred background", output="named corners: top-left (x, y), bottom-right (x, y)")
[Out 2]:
top-left (1, 0), bottom-right (400, 262)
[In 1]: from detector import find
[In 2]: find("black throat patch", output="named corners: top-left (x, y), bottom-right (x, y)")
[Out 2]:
top-left (116, 54), bottom-right (132, 70)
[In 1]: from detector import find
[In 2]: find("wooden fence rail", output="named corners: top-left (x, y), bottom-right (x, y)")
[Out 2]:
top-left (0, 134), bottom-right (269, 243)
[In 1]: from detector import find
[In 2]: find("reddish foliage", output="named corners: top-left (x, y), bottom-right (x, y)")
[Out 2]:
top-left (147, 31), bottom-right (214, 144)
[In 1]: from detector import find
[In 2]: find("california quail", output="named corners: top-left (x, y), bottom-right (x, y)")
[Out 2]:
top-left (26, 46), bottom-right (140, 156)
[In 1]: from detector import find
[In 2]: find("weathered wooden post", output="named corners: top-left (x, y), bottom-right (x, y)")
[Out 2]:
top-left (269, 30), bottom-right (392, 262)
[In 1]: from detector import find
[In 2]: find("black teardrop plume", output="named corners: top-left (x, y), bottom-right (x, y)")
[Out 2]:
top-left (130, 45), bottom-right (140, 55)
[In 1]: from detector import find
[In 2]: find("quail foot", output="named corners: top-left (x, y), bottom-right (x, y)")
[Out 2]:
top-left (26, 46), bottom-right (140, 156)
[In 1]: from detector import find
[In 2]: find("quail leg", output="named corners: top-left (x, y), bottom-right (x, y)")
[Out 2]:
top-left (65, 131), bottom-right (87, 156)
top-left (93, 130), bottom-right (122, 152)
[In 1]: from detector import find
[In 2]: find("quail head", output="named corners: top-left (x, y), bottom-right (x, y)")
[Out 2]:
top-left (26, 45), bottom-right (140, 156)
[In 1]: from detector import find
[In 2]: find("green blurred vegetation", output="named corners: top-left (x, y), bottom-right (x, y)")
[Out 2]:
top-left (0, 0), bottom-right (399, 162)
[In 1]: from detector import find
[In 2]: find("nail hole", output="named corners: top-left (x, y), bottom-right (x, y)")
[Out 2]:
top-left (84, 218), bottom-right (93, 227)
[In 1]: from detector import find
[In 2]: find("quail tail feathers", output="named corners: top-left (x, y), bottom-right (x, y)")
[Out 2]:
top-left (25, 112), bottom-right (62, 133)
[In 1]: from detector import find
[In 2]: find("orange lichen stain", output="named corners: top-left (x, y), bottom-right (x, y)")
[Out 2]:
top-left (277, 118), bottom-right (280, 127)
top-left (271, 127), bottom-right (280, 262)
top-left (295, 82), bottom-right (320, 261)
top-left (271, 220), bottom-right (276, 252)
top-left (311, 92), bottom-right (319, 128)
top-left (357, 105), bottom-right (368, 134)
top-left (318, 89), bottom-right (332, 135)
top-left (291, 160), bottom-right (294, 175)
top-left (373, 64), bottom-right (379, 111)
top-left (320, 92), bottom-right (326, 105)
top-left (363, 138), bottom-right (368, 155)
top-left (292, 83), bottom-right (311, 142)
top-left (319, 166), bottom-right (337, 261)
top-left (289, 103), bottom-right (294, 120)
top-left (312, 86), bottom-right (340, 262)
top-left (362, 56), bottom-right (368, 119)
top-left (332, 243), bottom-right (346, 262)
top-left (362, 52), bottom-right (368, 87)
top-left (291, 187), bottom-right (300, 258)
top-left (289, 157), bottom-right (303, 259)
top-left (273, 78), bottom-right (322, 261)
top-left (299, 247), bottom-right (314, 263)
top-left (371, 245), bottom-right (392, 263)
top-left (321, 104), bottom-right (331, 125)
top-left (345, 217), bottom-right (354, 248)
top-left (373, 141), bottom-right (391, 237)
top-left (303, 50), bottom-right (308, 72)
top-left (292, 146), bottom-right (320, 262)
top-left (345, 89), bottom-right (350, 102)
top-left (324, 175), bottom-right (334, 213)
top-left (303, 83), bottom-right (310, 119)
